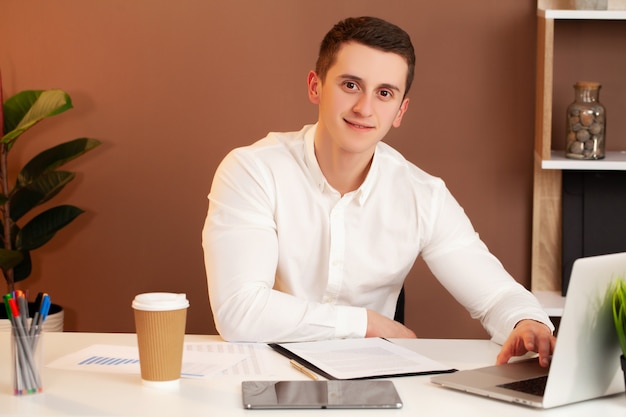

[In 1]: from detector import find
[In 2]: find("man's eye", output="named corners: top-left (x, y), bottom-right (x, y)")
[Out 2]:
top-left (344, 81), bottom-right (357, 90)
top-left (379, 90), bottom-right (392, 98)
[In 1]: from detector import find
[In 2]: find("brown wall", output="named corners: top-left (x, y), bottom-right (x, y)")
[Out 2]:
top-left (1, 1), bottom-right (618, 339)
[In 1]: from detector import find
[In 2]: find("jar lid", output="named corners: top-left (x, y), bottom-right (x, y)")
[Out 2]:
top-left (574, 81), bottom-right (601, 89)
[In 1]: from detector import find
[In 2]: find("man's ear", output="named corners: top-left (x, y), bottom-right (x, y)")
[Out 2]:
top-left (392, 97), bottom-right (410, 128)
top-left (307, 70), bottom-right (321, 104)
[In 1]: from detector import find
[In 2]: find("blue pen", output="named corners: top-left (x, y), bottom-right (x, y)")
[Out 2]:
top-left (40, 294), bottom-right (51, 324)
top-left (31, 294), bottom-right (50, 342)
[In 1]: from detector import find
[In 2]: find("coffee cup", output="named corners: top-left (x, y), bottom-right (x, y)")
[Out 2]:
top-left (132, 292), bottom-right (189, 388)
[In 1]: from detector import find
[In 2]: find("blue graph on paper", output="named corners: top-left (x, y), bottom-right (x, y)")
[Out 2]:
top-left (78, 355), bottom-right (140, 366)
top-left (46, 345), bottom-right (142, 374)
top-left (47, 343), bottom-right (257, 378)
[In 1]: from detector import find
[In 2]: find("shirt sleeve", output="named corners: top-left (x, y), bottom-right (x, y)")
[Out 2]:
top-left (420, 184), bottom-right (554, 345)
top-left (202, 148), bottom-right (367, 342)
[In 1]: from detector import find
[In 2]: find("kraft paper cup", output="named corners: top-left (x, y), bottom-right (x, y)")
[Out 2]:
top-left (132, 293), bottom-right (189, 388)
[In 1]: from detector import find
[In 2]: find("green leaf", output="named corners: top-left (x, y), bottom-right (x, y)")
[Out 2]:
top-left (10, 171), bottom-right (76, 221)
top-left (18, 138), bottom-right (101, 186)
top-left (0, 248), bottom-right (24, 271)
top-left (12, 251), bottom-right (32, 283)
top-left (613, 279), bottom-right (626, 357)
top-left (2, 90), bottom-right (73, 149)
top-left (16, 205), bottom-right (84, 251)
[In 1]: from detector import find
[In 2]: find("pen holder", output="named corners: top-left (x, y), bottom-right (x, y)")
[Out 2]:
top-left (11, 327), bottom-right (44, 395)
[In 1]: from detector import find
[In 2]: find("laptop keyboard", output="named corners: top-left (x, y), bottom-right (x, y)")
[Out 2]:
top-left (497, 375), bottom-right (548, 397)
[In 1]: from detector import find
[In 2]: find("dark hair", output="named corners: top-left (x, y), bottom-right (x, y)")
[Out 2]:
top-left (315, 16), bottom-right (415, 96)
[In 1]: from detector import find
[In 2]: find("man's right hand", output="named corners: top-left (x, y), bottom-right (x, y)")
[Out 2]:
top-left (365, 309), bottom-right (417, 339)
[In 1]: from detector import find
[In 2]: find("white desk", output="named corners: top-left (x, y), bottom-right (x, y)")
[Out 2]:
top-left (0, 332), bottom-right (624, 416)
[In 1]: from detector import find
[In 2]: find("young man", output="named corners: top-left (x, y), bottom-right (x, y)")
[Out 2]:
top-left (203, 16), bottom-right (555, 367)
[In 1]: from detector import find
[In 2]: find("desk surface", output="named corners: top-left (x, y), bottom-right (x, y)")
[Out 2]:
top-left (1, 332), bottom-right (624, 416)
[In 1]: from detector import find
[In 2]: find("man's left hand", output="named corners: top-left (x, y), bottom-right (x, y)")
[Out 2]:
top-left (496, 320), bottom-right (556, 367)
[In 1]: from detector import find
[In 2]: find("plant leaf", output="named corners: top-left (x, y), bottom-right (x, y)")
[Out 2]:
top-left (17, 138), bottom-right (101, 186)
top-left (12, 251), bottom-right (32, 283)
top-left (16, 205), bottom-right (84, 251)
top-left (0, 248), bottom-right (24, 271)
top-left (10, 171), bottom-right (76, 221)
top-left (2, 90), bottom-right (73, 148)
top-left (613, 279), bottom-right (626, 356)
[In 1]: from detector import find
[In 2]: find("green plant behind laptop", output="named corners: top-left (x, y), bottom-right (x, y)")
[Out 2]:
top-left (612, 278), bottom-right (626, 357)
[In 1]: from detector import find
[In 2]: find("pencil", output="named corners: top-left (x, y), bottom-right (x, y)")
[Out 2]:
top-left (290, 359), bottom-right (319, 380)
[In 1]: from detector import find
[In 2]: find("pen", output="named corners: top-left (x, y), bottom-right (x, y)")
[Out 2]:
top-left (3, 295), bottom-right (23, 394)
top-left (290, 359), bottom-right (319, 380)
top-left (29, 292), bottom-right (44, 336)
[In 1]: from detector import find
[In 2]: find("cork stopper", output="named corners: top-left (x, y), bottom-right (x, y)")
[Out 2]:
top-left (574, 81), bottom-right (601, 89)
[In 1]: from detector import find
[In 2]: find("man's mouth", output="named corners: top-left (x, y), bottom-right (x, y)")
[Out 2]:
top-left (344, 119), bottom-right (372, 129)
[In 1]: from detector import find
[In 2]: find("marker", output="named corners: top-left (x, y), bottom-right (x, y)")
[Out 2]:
top-left (4, 295), bottom-right (23, 394)
top-left (290, 360), bottom-right (319, 380)
top-left (29, 293), bottom-right (44, 336)
top-left (3, 294), bottom-right (12, 321)
top-left (40, 294), bottom-right (51, 323)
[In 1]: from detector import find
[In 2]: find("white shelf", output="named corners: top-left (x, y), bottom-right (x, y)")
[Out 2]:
top-left (539, 9), bottom-right (626, 19)
top-left (533, 290), bottom-right (566, 317)
top-left (541, 150), bottom-right (626, 170)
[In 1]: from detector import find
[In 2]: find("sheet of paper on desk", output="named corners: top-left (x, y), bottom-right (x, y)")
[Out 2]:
top-left (184, 342), bottom-right (274, 376)
top-left (46, 343), bottom-right (267, 378)
top-left (273, 337), bottom-right (455, 380)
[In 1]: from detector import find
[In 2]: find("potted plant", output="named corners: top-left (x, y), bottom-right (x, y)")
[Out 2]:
top-left (611, 278), bottom-right (626, 392)
top-left (0, 74), bottom-right (100, 329)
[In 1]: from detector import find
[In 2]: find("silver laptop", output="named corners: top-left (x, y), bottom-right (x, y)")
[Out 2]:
top-left (431, 252), bottom-right (626, 408)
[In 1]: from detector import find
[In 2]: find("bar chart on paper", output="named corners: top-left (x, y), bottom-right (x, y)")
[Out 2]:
top-left (78, 354), bottom-right (139, 366)
top-left (47, 343), bottom-right (266, 378)
top-left (48, 345), bottom-right (142, 374)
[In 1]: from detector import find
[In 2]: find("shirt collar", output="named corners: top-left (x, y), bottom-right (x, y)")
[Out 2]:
top-left (304, 123), bottom-right (378, 206)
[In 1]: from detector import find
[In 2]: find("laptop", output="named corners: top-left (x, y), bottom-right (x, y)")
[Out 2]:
top-left (431, 252), bottom-right (626, 408)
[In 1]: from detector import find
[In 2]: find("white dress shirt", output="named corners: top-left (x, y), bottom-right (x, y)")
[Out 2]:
top-left (202, 123), bottom-right (553, 343)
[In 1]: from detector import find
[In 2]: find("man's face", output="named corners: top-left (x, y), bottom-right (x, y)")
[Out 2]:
top-left (308, 41), bottom-right (410, 156)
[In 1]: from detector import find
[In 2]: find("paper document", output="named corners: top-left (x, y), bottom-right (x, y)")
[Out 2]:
top-left (184, 342), bottom-right (274, 376)
top-left (270, 337), bottom-right (456, 380)
top-left (46, 343), bottom-right (268, 378)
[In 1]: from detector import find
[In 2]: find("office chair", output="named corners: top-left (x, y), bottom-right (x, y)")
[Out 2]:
top-left (394, 287), bottom-right (405, 324)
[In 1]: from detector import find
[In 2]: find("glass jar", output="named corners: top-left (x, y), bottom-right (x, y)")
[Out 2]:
top-left (565, 81), bottom-right (606, 160)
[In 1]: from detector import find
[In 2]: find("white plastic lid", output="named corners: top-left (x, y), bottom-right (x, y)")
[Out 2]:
top-left (131, 293), bottom-right (189, 311)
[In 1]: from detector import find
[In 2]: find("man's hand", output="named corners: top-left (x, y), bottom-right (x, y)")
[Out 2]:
top-left (496, 320), bottom-right (556, 367)
top-left (365, 309), bottom-right (417, 339)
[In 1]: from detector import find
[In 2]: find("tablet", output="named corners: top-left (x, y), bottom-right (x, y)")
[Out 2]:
top-left (242, 380), bottom-right (403, 409)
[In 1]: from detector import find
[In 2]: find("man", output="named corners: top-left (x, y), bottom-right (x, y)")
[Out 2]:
top-left (203, 16), bottom-right (555, 367)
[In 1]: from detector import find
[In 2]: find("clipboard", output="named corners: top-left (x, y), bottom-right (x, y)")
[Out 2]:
top-left (269, 338), bottom-right (457, 380)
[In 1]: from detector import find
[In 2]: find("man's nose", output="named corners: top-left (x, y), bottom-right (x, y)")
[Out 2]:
top-left (352, 93), bottom-right (373, 117)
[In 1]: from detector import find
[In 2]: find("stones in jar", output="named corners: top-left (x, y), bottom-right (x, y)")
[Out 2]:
top-left (565, 81), bottom-right (606, 160)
